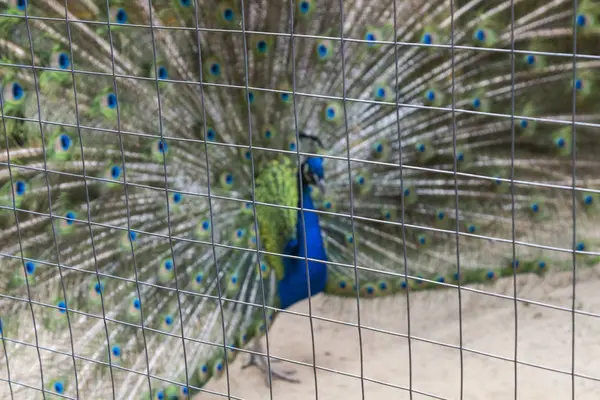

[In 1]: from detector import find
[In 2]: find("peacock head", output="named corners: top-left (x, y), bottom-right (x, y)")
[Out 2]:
top-left (302, 157), bottom-right (326, 194)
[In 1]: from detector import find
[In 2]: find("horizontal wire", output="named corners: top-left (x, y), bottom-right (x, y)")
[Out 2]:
top-left (5, 137), bottom-right (600, 195)
top-left (0, 12), bottom-right (599, 61)
top-left (2, 254), bottom-right (600, 387)
top-left (3, 291), bottom-right (599, 395)
top-left (0, 335), bottom-right (241, 400)
top-left (2, 64), bottom-right (600, 130)
top-left (2, 246), bottom-right (600, 322)
top-left (1, 196), bottom-right (597, 261)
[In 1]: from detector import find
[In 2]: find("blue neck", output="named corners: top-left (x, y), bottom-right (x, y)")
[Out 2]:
top-left (277, 184), bottom-right (328, 309)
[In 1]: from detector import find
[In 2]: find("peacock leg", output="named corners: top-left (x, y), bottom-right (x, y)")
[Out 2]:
top-left (241, 339), bottom-right (300, 386)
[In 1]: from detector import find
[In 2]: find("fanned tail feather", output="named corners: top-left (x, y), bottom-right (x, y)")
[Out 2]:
top-left (1, 0), bottom-right (599, 398)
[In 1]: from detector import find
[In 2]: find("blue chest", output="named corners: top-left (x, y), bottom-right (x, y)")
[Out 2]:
top-left (278, 187), bottom-right (328, 309)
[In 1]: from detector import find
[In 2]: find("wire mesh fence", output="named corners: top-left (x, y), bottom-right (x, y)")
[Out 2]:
top-left (0, 0), bottom-right (599, 399)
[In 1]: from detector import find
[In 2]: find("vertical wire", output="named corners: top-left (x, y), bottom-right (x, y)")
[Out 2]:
top-left (0, 47), bottom-right (46, 400)
top-left (287, 1), bottom-right (320, 397)
top-left (448, 2), bottom-right (464, 398)
top-left (102, 0), bottom-right (153, 394)
top-left (0, 72), bottom-right (16, 400)
top-left (508, 0), bottom-right (518, 399)
top-left (145, 1), bottom-right (191, 392)
top-left (0, 317), bottom-right (13, 399)
top-left (570, 0), bottom-right (578, 398)
top-left (391, 1), bottom-right (413, 398)
top-left (189, 1), bottom-right (233, 397)
top-left (62, 1), bottom-right (116, 397)
top-left (336, 1), bottom-right (365, 398)
top-left (236, 0), bottom-right (275, 397)
top-left (21, 3), bottom-right (81, 397)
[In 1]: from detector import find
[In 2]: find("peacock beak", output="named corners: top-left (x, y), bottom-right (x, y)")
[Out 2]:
top-left (317, 179), bottom-right (327, 195)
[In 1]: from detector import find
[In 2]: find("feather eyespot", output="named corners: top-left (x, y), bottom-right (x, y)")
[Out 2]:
top-left (317, 44), bottom-right (328, 58)
top-left (210, 63), bottom-right (221, 76)
top-left (256, 40), bottom-right (268, 53)
top-left (14, 180), bottom-right (27, 196)
top-left (172, 192), bottom-right (182, 203)
top-left (5, 82), bottom-right (25, 102)
top-left (54, 381), bottom-right (64, 394)
top-left (94, 282), bottom-right (104, 294)
top-left (57, 52), bottom-right (70, 70)
top-left (299, 1), bottom-right (310, 14)
top-left (526, 55), bottom-right (535, 65)
top-left (25, 261), bottom-right (35, 275)
top-left (326, 107), bottom-right (336, 120)
top-left (157, 66), bottom-right (168, 80)
top-left (364, 32), bottom-right (376, 44)
top-left (223, 8), bottom-right (234, 21)
top-left (206, 128), bottom-right (216, 141)
top-left (474, 29), bottom-right (486, 41)
top-left (106, 93), bottom-right (117, 109)
top-left (65, 211), bottom-right (76, 225)
top-left (115, 8), bottom-right (128, 24)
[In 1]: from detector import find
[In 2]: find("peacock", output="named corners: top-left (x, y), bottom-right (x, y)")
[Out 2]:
top-left (1, 0), bottom-right (600, 398)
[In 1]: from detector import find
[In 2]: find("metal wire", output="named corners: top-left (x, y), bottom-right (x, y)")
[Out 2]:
top-left (0, 2), bottom-right (597, 400)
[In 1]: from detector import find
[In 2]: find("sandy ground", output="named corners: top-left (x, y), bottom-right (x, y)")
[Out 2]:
top-left (200, 267), bottom-right (600, 400)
